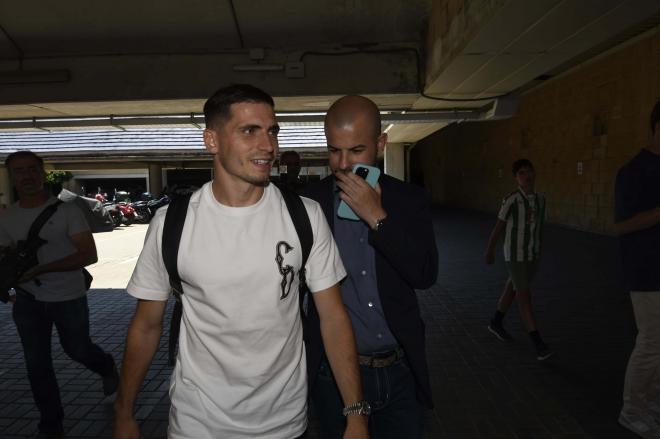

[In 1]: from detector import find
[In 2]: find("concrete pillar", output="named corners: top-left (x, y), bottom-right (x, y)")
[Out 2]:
top-left (0, 167), bottom-right (11, 209)
top-left (384, 142), bottom-right (405, 181)
top-left (148, 164), bottom-right (163, 195)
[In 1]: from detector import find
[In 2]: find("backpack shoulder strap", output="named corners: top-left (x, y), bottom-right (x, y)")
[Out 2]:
top-left (162, 194), bottom-right (191, 298)
top-left (277, 185), bottom-right (313, 275)
top-left (161, 193), bottom-right (191, 366)
top-left (27, 200), bottom-right (64, 241)
top-left (277, 184), bottom-right (314, 341)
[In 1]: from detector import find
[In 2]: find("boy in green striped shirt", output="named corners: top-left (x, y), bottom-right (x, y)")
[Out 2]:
top-left (485, 159), bottom-right (552, 360)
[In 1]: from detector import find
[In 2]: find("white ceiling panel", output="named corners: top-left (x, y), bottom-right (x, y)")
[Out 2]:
top-left (465, 0), bottom-right (561, 54)
top-left (424, 54), bottom-right (492, 95)
top-left (482, 0), bottom-right (660, 96)
top-left (2, 0), bottom-right (660, 145)
top-left (386, 122), bottom-right (449, 143)
top-left (452, 53), bottom-right (536, 95)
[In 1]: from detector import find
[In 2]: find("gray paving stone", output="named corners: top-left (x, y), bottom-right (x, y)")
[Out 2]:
top-left (0, 209), bottom-right (646, 438)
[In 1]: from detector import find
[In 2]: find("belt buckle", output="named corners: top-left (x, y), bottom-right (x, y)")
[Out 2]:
top-left (362, 349), bottom-right (400, 368)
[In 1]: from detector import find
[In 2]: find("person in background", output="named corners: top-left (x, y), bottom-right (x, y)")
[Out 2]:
top-left (614, 100), bottom-right (660, 438)
top-left (485, 159), bottom-right (552, 361)
top-left (304, 95), bottom-right (438, 438)
top-left (0, 150), bottom-right (117, 439)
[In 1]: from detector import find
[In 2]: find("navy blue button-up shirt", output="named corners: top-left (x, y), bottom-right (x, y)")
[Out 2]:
top-left (333, 193), bottom-right (398, 354)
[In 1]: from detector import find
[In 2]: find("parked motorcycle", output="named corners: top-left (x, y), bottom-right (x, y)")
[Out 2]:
top-left (102, 202), bottom-right (124, 228)
top-left (130, 200), bottom-right (152, 223)
top-left (146, 195), bottom-right (170, 216)
top-left (116, 202), bottom-right (136, 226)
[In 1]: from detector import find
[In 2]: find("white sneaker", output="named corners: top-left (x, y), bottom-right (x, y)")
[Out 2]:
top-left (619, 411), bottom-right (660, 439)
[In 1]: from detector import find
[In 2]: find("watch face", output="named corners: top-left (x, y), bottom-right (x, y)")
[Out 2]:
top-left (343, 400), bottom-right (372, 416)
top-left (360, 401), bottom-right (372, 415)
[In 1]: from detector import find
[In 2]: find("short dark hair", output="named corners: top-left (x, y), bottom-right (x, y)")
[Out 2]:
top-left (512, 158), bottom-right (534, 175)
top-left (203, 84), bottom-right (274, 129)
top-left (280, 150), bottom-right (300, 161)
top-left (651, 100), bottom-right (660, 135)
top-left (5, 150), bottom-right (44, 172)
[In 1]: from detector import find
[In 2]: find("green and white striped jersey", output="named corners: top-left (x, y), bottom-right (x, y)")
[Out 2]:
top-left (497, 188), bottom-right (545, 262)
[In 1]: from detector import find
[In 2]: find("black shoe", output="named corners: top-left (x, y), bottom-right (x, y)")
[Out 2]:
top-left (535, 343), bottom-right (554, 361)
top-left (488, 323), bottom-right (513, 341)
top-left (103, 360), bottom-right (119, 396)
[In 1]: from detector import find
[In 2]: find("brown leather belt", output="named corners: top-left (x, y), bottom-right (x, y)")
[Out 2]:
top-left (358, 348), bottom-right (404, 368)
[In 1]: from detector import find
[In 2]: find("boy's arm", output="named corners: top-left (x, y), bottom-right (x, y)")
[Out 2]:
top-left (113, 299), bottom-right (167, 439)
top-left (485, 219), bottom-right (506, 264)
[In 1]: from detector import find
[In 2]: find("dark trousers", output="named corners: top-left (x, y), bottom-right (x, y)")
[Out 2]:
top-left (12, 294), bottom-right (115, 434)
top-left (312, 356), bottom-right (424, 439)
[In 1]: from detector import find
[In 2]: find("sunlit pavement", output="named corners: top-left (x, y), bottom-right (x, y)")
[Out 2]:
top-left (0, 211), bottom-right (640, 438)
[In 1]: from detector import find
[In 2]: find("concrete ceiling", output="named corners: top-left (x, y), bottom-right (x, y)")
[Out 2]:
top-left (1, 0), bottom-right (660, 145)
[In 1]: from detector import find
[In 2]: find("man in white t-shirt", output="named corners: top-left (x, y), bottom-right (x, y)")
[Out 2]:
top-left (113, 85), bottom-right (369, 439)
top-left (0, 151), bottom-right (118, 439)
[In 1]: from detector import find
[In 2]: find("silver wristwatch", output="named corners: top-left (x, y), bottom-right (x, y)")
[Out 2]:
top-left (342, 400), bottom-right (371, 416)
top-left (372, 217), bottom-right (386, 231)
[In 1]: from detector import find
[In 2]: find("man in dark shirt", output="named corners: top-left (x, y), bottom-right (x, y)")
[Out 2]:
top-left (304, 95), bottom-right (438, 438)
top-left (279, 150), bottom-right (306, 193)
top-left (614, 100), bottom-right (660, 438)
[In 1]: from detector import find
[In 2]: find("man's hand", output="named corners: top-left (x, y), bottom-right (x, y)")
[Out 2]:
top-left (344, 415), bottom-right (369, 439)
top-left (335, 170), bottom-right (386, 228)
top-left (113, 410), bottom-right (141, 439)
top-left (18, 266), bottom-right (41, 284)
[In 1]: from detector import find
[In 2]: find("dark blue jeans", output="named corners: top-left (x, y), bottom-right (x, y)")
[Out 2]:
top-left (12, 294), bottom-right (115, 434)
top-left (312, 356), bottom-right (424, 439)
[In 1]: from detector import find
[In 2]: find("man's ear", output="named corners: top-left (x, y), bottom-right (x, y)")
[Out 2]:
top-left (377, 132), bottom-right (388, 156)
top-left (204, 129), bottom-right (219, 154)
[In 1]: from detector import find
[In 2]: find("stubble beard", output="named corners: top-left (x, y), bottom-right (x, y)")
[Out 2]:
top-left (219, 155), bottom-right (272, 187)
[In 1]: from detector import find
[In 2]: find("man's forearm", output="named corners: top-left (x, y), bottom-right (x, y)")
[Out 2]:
top-left (33, 251), bottom-right (97, 276)
top-left (615, 207), bottom-right (660, 235)
top-left (320, 308), bottom-right (368, 430)
top-left (320, 308), bottom-right (363, 407)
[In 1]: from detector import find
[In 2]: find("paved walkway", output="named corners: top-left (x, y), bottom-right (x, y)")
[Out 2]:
top-left (0, 208), bottom-right (640, 438)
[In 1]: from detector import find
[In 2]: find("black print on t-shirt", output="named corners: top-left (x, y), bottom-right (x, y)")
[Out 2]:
top-left (275, 241), bottom-right (295, 300)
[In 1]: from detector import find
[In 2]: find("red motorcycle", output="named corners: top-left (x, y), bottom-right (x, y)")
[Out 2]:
top-left (115, 202), bottom-right (136, 226)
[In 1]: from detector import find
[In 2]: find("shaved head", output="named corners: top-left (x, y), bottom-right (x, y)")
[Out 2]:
top-left (325, 95), bottom-right (382, 140)
top-left (323, 95), bottom-right (387, 171)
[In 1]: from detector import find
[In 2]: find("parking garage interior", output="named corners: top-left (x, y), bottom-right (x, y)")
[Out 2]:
top-left (1, 1), bottom-right (660, 437)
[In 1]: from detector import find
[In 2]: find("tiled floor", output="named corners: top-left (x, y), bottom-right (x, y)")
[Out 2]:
top-left (0, 208), bottom-right (641, 438)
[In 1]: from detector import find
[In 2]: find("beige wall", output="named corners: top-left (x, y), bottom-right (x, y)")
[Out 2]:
top-left (385, 143), bottom-right (405, 180)
top-left (415, 29), bottom-right (660, 234)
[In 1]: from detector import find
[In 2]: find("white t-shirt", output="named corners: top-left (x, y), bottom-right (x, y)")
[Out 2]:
top-left (127, 182), bottom-right (346, 439)
top-left (0, 197), bottom-right (90, 301)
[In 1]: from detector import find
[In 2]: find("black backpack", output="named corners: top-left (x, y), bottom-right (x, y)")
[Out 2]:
top-left (161, 185), bottom-right (313, 366)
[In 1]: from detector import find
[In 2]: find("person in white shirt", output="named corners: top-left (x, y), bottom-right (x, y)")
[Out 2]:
top-left (112, 84), bottom-right (369, 439)
top-left (1, 150), bottom-right (117, 439)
